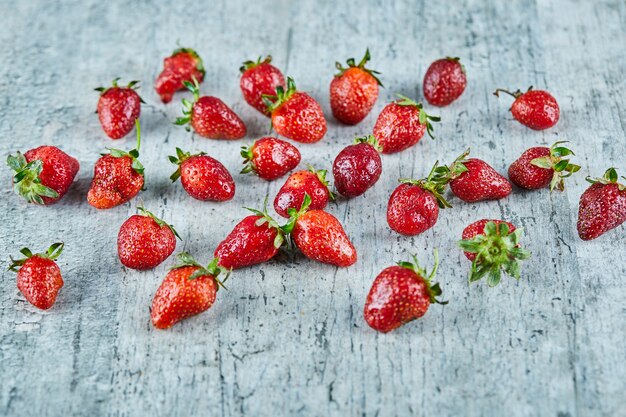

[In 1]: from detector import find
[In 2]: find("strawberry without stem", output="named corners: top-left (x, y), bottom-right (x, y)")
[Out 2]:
top-left (273, 166), bottom-right (333, 218)
top-left (423, 57), bottom-right (467, 107)
top-left (332, 135), bottom-right (382, 198)
top-left (577, 168), bottom-right (626, 241)
top-left (240, 137), bottom-right (301, 181)
top-left (494, 87), bottom-right (559, 130)
top-left (95, 78), bottom-right (143, 139)
top-left (240, 55), bottom-right (285, 115)
top-left (155, 47), bottom-right (205, 104)
top-left (508, 141), bottom-right (580, 191)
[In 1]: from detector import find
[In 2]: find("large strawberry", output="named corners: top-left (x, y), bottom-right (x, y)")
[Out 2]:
top-left (95, 78), bottom-right (143, 139)
top-left (240, 136), bottom-right (301, 181)
top-left (577, 168), bottom-right (626, 240)
top-left (169, 147), bottom-right (235, 201)
top-left (332, 135), bottom-right (382, 198)
top-left (493, 86), bottom-right (559, 130)
top-left (155, 47), bottom-right (205, 104)
top-left (509, 141), bottom-right (580, 191)
top-left (423, 57), bottom-right (467, 106)
top-left (240, 55), bottom-right (285, 115)
top-left (273, 166), bottom-right (333, 218)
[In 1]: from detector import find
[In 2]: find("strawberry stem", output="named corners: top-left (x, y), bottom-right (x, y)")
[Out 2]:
top-left (7, 152), bottom-right (60, 205)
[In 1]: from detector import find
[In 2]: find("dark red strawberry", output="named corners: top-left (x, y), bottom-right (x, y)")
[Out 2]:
top-left (330, 49), bottom-right (382, 125)
top-left (493, 87), bottom-right (559, 130)
top-left (169, 147), bottom-right (235, 201)
top-left (9, 242), bottom-right (64, 310)
top-left (372, 95), bottom-right (440, 154)
top-left (7, 146), bottom-right (79, 205)
top-left (273, 166), bottom-right (333, 218)
top-left (95, 78), bottom-right (143, 139)
top-left (423, 57), bottom-right (467, 106)
top-left (240, 55), bottom-right (285, 115)
top-left (509, 141), bottom-right (580, 191)
top-left (333, 135), bottom-right (382, 198)
top-left (240, 136), bottom-right (301, 181)
top-left (155, 47), bottom-right (205, 104)
top-left (364, 250), bottom-right (445, 333)
top-left (577, 168), bottom-right (626, 241)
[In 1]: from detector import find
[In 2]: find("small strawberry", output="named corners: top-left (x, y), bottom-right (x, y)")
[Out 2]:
top-left (240, 136), bottom-right (301, 181)
top-left (364, 250), bottom-right (445, 333)
top-left (330, 49), bottom-right (382, 125)
top-left (8, 242), bottom-right (64, 310)
top-left (577, 168), bottom-right (626, 241)
top-left (95, 78), bottom-right (143, 139)
top-left (7, 146), bottom-right (79, 205)
top-left (240, 55), bottom-right (285, 115)
top-left (372, 94), bottom-right (440, 154)
top-left (493, 86), bottom-right (559, 130)
top-left (264, 77), bottom-right (327, 143)
top-left (155, 47), bottom-right (205, 104)
top-left (273, 166), bottom-right (333, 218)
top-left (423, 57), bottom-right (467, 106)
top-left (332, 135), bottom-right (382, 198)
top-left (169, 147), bottom-right (235, 201)
top-left (509, 141), bottom-right (580, 191)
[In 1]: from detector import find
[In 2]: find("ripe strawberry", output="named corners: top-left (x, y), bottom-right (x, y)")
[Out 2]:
top-left (240, 136), bottom-right (301, 181)
top-left (458, 220), bottom-right (531, 286)
top-left (264, 77), bottom-right (327, 143)
top-left (155, 47), bottom-right (205, 104)
top-left (493, 87), bottom-right (559, 130)
top-left (577, 168), bottom-right (626, 241)
top-left (95, 78), bottom-right (143, 139)
top-left (240, 55), bottom-right (285, 115)
top-left (169, 147), bottom-right (235, 201)
top-left (7, 146), bottom-right (79, 205)
top-left (364, 250), bottom-right (445, 333)
top-left (273, 166), bottom-right (333, 218)
top-left (423, 57), bottom-right (467, 106)
top-left (330, 49), bottom-right (382, 125)
top-left (8, 242), bottom-right (64, 310)
top-left (151, 253), bottom-right (228, 329)
top-left (509, 141), bottom-right (580, 191)
top-left (332, 135), bottom-right (382, 198)
top-left (117, 207), bottom-right (180, 270)
top-left (372, 95), bottom-right (440, 154)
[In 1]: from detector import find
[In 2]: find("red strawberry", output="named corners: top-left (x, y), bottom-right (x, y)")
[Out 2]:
top-left (240, 55), bottom-right (285, 115)
top-left (444, 149), bottom-right (512, 202)
top-left (7, 146), bottom-right (79, 205)
top-left (273, 166), bottom-right (333, 218)
top-left (117, 207), bottom-right (180, 270)
top-left (169, 147), bottom-right (235, 201)
top-left (151, 253), bottom-right (228, 329)
top-left (577, 168), bottom-right (626, 241)
top-left (373, 95), bottom-right (440, 154)
top-left (330, 49), bottom-right (382, 125)
top-left (95, 78), bottom-right (143, 139)
top-left (493, 87), bottom-right (559, 130)
top-left (9, 242), bottom-right (64, 310)
top-left (332, 135), bottom-right (382, 197)
top-left (155, 47), bottom-right (205, 104)
top-left (240, 136), bottom-right (301, 181)
top-left (423, 57), bottom-right (467, 106)
top-left (458, 220), bottom-right (530, 286)
top-left (264, 77), bottom-right (327, 143)
top-left (364, 250), bottom-right (445, 333)
top-left (509, 141), bottom-right (580, 191)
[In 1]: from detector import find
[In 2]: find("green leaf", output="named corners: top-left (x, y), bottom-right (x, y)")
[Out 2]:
top-left (530, 156), bottom-right (552, 169)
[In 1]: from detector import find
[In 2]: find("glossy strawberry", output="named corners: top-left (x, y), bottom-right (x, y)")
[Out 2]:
top-left (509, 141), bottom-right (580, 191)
top-left (240, 55), bottom-right (285, 115)
top-left (577, 168), bottom-right (626, 241)
top-left (240, 136), bottom-right (301, 181)
top-left (444, 149), bottom-right (512, 202)
top-left (494, 87), bottom-right (559, 130)
top-left (95, 78), bottom-right (143, 139)
top-left (423, 57), bottom-right (467, 106)
top-left (273, 166), bottom-right (333, 218)
top-left (169, 147), bottom-right (235, 201)
top-left (333, 135), bottom-right (382, 198)
top-left (155, 47), bottom-right (205, 104)
top-left (460, 219), bottom-right (516, 261)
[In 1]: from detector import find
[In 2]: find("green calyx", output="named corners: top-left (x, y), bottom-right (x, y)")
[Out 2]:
top-left (174, 77), bottom-right (202, 129)
top-left (106, 120), bottom-right (144, 176)
top-left (493, 86), bottom-right (533, 100)
top-left (168, 147), bottom-right (206, 182)
top-left (433, 148), bottom-right (471, 184)
top-left (586, 167), bottom-right (626, 191)
top-left (395, 94), bottom-right (440, 139)
top-left (529, 141), bottom-right (581, 191)
top-left (94, 78), bottom-right (145, 103)
top-left (397, 249), bottom-right (447, 305)
top-left (399, 160), bottom-right (453, 209)
top-left (240, 55), bottom-right (272, 73)
top-left (7, 152), bottom-right (59, 205)
top-left (244, 197), bottom-right (286, 249)
top-left (444, 56), bottom-right (466, 75)
top-left (137, 206), bottom-right (181, 240)
top-left (335, 48), bottom-right (383, 87)
top-left (281, 193), bottom-right (312, 235)
top-left (8, 242), bottom-right (64, 272)
top-left (262, 76), bottom-right (297, 114)
top-left (353, 135), bottom-right (382, 152)
top-left (308, 164), bottom-right (335, 201)
top-left (172, 252), bottom-right (229, 289)
top-left (240, 142), bottom-right (257, 175)
top-left (172, 47), bottom-right (206, 77)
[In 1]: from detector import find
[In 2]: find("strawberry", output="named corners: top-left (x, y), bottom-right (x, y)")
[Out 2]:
top-left (493, 87), bottom-right (559, 130)
top-left (273, 166), bottom-right (333, 218)
top-left (372, 95), bottom-right (440, 154)
top-left (240, 136), bottom-right (301, 181)
top-left (330, 49), bottom-right (382, 125)
top-left (458, 220), bottom-right (531, 286)
top-left (364, 250), bottom-right (445, 333)
top-left (264, 77), bottom-right (327, 143)
top-left (169, 147), bottom-right (235, 201)
top-left (117, 207), bottom-right (180, 270)
top-left (240, 55), bottom-right (285, 115)
top-left (151, 253), bottom-right (228, 329)
top-left (423, 57), bottom-right (467, 106)
top-left (7, 146), bottom-right (79, 205)
top-left (577, 168), bottom-right (626, 241)
top-left (155, 47), bottom-right (205, 104)
top-left (8, 242), bottom-right (64, 310)
top-left (95, 78), bottom-right (143, 139)
top-left (332, 135), bottom-right (382, 198)
top-left (509, 141), bottom-right (580, 191)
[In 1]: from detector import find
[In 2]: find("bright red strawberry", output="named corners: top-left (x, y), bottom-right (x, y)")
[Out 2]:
top-left (364, 250), bottom-right (445, 333)
top-left (509, 141), bottom-right (580, 191)
top-left (240, 136), bottom-right (301, 181)
top-left (273, 166), bottom-right (333, 218)
top-left (333, 135), bottom-right (382, 198)
top-left (117, 207), bottom-right (180, 270)
top-left (151, 253), bottom-right (228, 329)
top-left (240, 55), bottom-right (285, 115)
top-left (7, 146), bottom-right (79, 205)
top-left (577, 168), bottom-right (626, 241)
top-left (169, 147), bottom-right (235, 201)
top-left (494, 87), bottom-right (559, 130)
top-left (264, 77), bottom-right (327, 143)
top-left (460, 219), bottom-right (516, 261)
top-left (9, 242), bottom-right (64, 310)
top-left (330, 49), bottom-right (382, 125)
top-left (372, 95), bottom-right (440, 154)
top-left (95, 78), bottom-right (143, 139)
top-left (155, 47), bottom-right (205, 104)
top-left (444, 149), bottom-right (512, 202)
top-left (423, 57), bottom-right (467, 106)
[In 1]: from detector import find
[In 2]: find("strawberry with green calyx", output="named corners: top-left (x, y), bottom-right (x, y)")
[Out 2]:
top-left (155, 47), bottom-right (205, 104)
top-left (509, 141), bottom-right (581, 191)
top-left (273, 165), bottom-right (334, 218)
top-left (169, 147), bottom-right (235, 201)
top-left (240, 55), bottom-right (286, 115)
top-left (493, 86), bottom-right (560, 130)
top-left (577, 168), bottom-right (626, 240)
top-left (240, 136), bottom-right (301, 181)
top-left (95, 78), bottom-right (144, 139)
